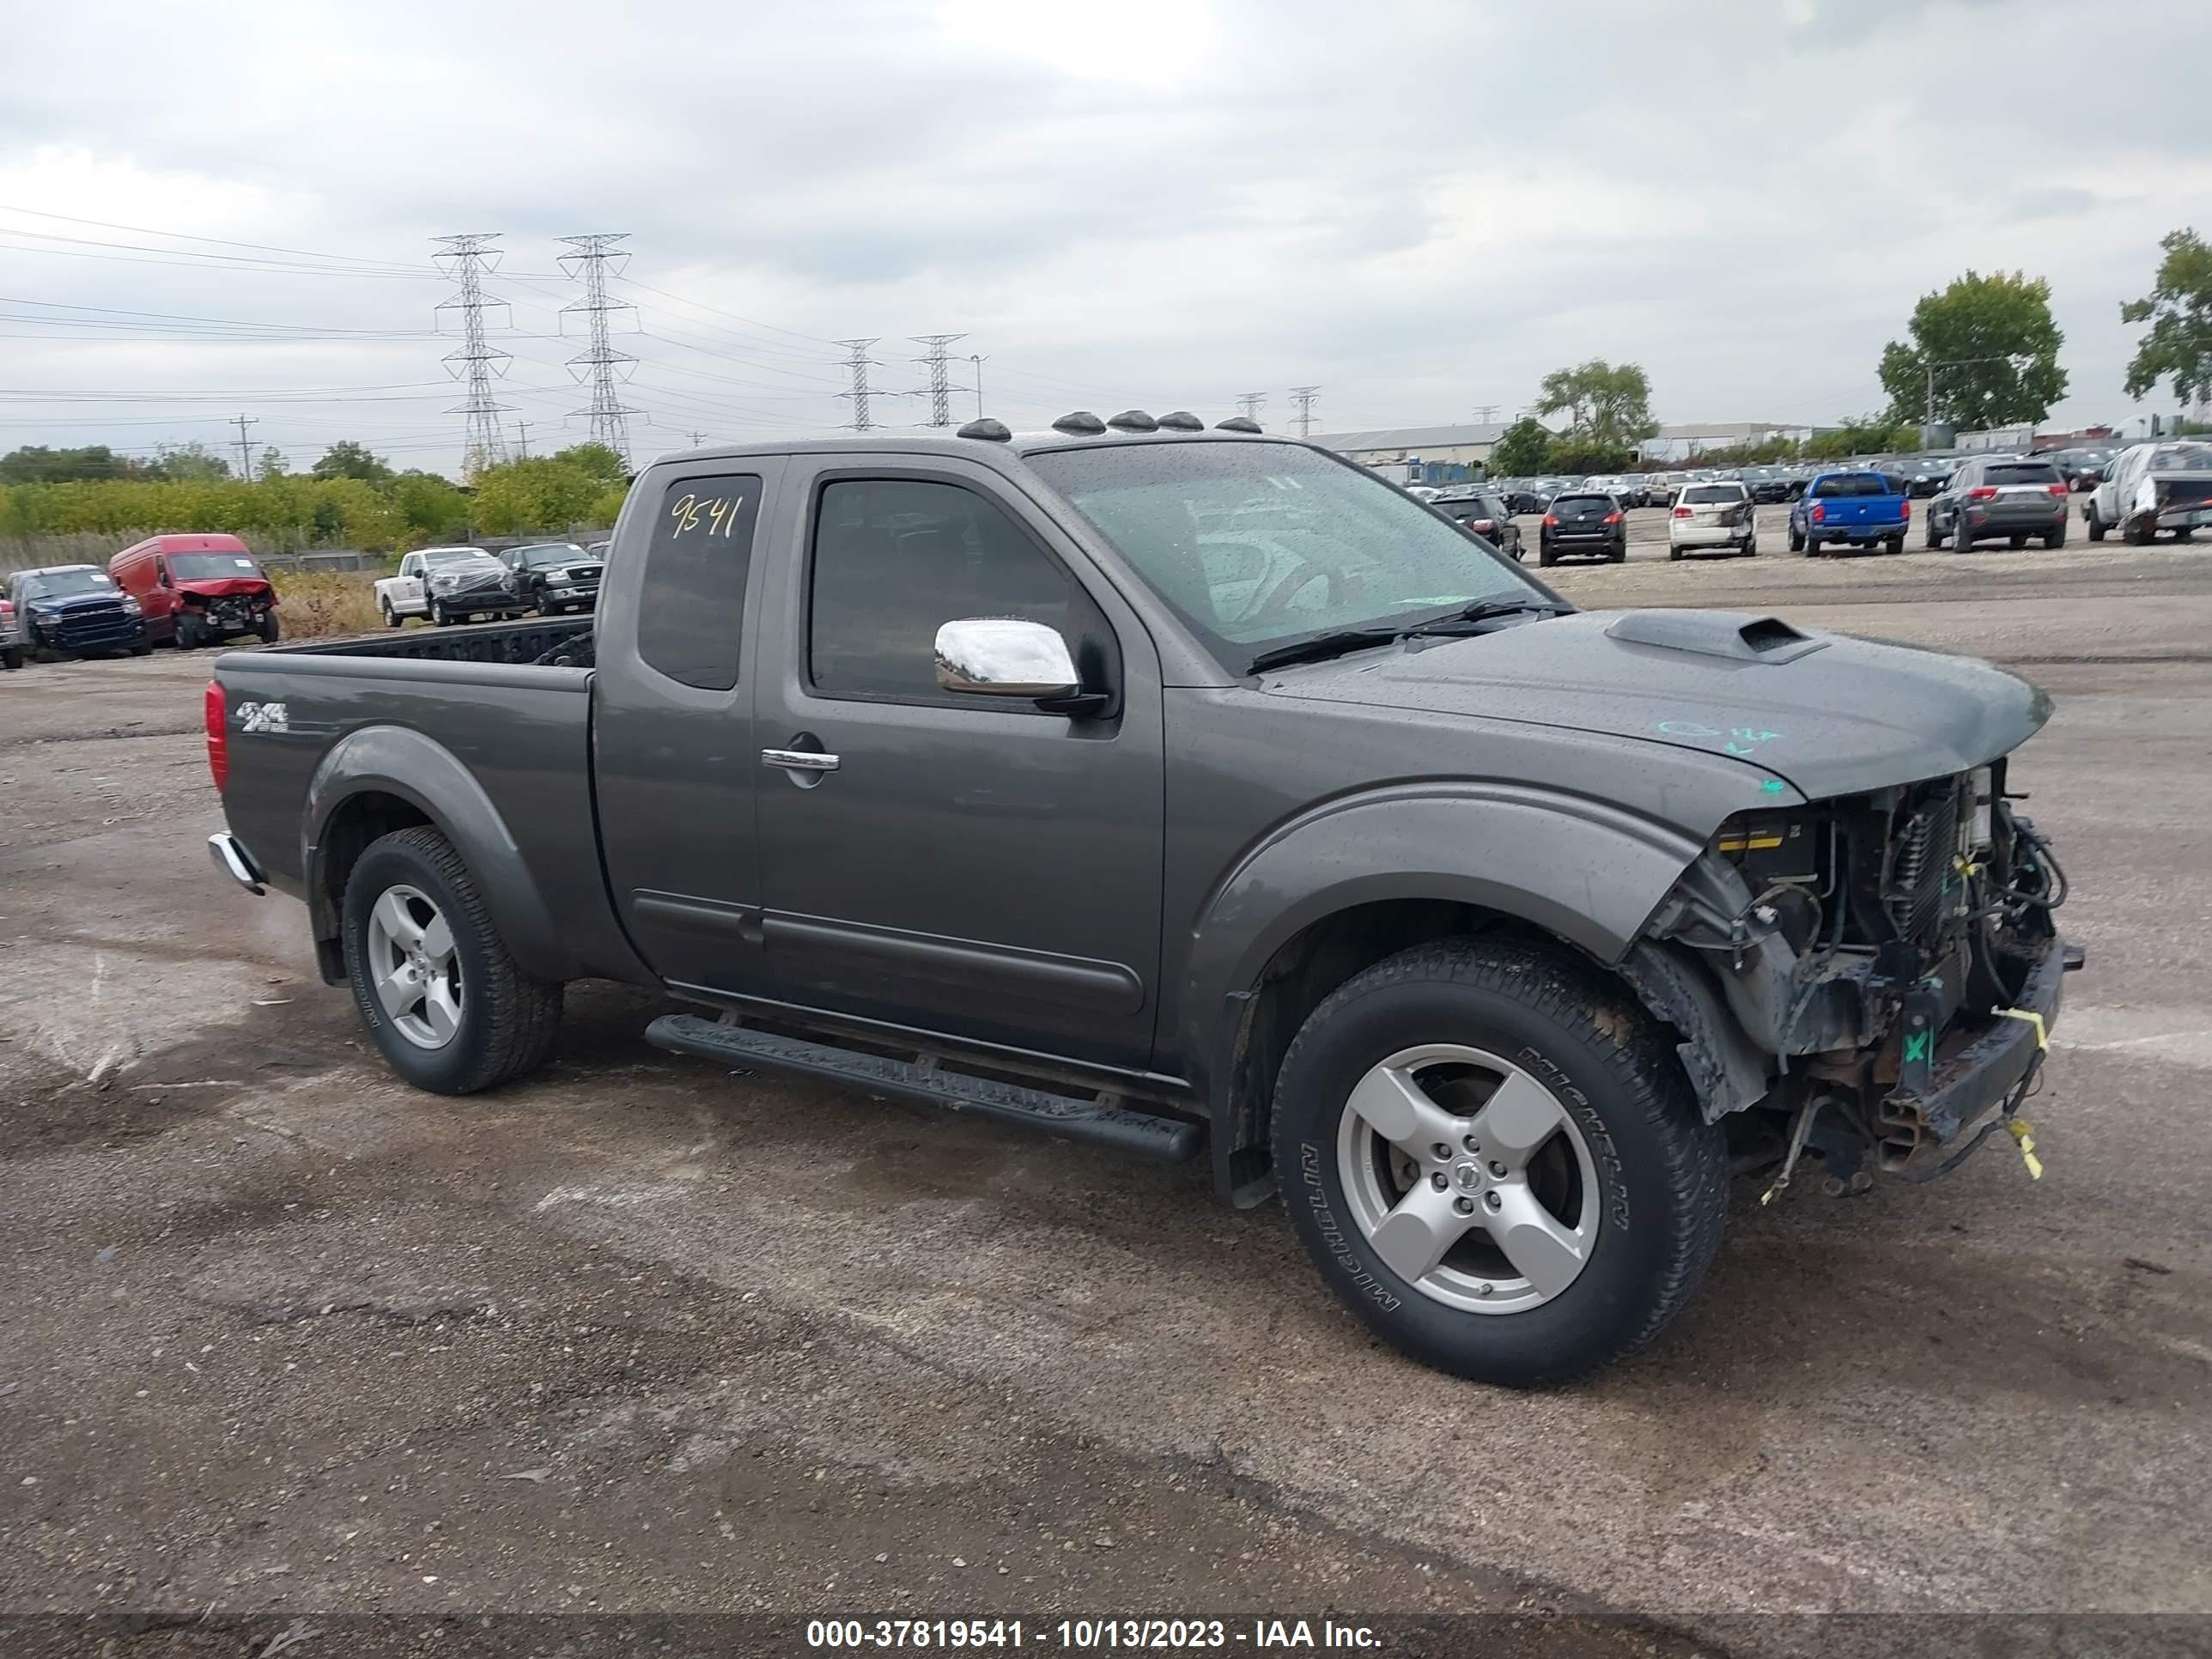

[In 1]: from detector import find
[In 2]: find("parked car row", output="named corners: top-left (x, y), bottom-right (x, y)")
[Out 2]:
top-left (374, 541), bottom-right (605, 627)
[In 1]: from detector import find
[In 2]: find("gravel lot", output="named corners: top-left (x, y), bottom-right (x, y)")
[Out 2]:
top-left (4, 511), bottom-right (2211, 1643)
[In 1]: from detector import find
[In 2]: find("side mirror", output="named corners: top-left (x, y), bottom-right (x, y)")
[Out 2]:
top-left (934, 617), bottom-right (1082, 701)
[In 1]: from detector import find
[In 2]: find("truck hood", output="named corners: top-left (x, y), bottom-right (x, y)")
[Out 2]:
top-left (1261, 609), bottom-right (2051, 800)
top-left (25, 591), bottom-right (126, 614)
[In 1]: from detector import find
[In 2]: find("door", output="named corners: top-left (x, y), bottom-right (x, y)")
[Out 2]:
top-left (593, 460), bottom-right (781, 997)
top-left (148, 556), bottom-right (179, 641)
top-left (392, 554), bottom-right (426, 613)
top-left (753, 464), bottom-right (1165, 1071)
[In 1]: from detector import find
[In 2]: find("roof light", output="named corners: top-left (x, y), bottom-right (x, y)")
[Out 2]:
top-left (1105, 410), bottom-right (1158, 432)
top-left (1051, 410), bottom-right (1107, 435)
top-left (1213, 416), bottom-right (1262, 434)
top-left (957, 417), bottom-right (1012, 442)
top-left (1156, 410), bottom-right (1204, 432)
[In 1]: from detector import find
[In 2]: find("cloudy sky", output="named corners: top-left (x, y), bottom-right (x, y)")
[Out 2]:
top-left (3, 0), bottom-right (2207, 475)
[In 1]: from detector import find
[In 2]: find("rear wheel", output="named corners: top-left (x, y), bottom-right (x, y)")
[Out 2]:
top-left (1884, 534), bottom-right (1905, 556)
top-left (2086, 505), bottom-right (2106, 542)
top-left (1787, 522), bottom-right (1804, 552)
top-left (1955, 526), bottom-right (1976, 550)
top-left (1667, 544), bottom-right (1683, 562)
top-left (1272, 939), bottom-right (1728, 1387)
top-left (342, 826), bottom-right (562, 1095)
top-left (2045, 527), bottom-right (2067, 550)
top-left (1804, 534), bottom-right (1822, 557)
top-left (2008, 533), bottom-right (2028, 550)
top-left (380, 598), bottom-right (401, 629)
top-left (1537, 545), bottom-right (1557, 568)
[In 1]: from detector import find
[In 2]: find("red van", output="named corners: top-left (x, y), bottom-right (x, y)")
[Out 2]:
top-left (108, 534), bottom-right (280, 648)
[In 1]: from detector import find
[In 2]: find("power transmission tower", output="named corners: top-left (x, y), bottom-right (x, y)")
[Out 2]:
top-left (1288, 386), bottom-right (1320, 438)
top-left (688, 429), bottom-right (708, 447)
top-left (1237, 392), bottom-right (1267, 422)
top-left (558, 234), bottom-right (644, 465)
top-left (432, 234), bottom-right (514, 474)
top-left (836, 338), bottom-right (885, 432)
top-left (1472, 404), bottom-right (1501, 423)
top-left (910, 334), bottom-right (967, 427)
top-left (231, 414), bottom-right (258, 480)
top-left (514, 421), bottom-right (531, 459)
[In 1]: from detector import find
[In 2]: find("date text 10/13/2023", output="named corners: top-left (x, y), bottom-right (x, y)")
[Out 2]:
top-left (805, 1618), bottom-right (1382, 1649)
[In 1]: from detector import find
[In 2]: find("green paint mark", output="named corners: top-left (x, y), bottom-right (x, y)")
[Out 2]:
top-left (1760, 779), bottom-right (1786, 794)
top-left (1904, 1030), bottom-right (1932, 1064)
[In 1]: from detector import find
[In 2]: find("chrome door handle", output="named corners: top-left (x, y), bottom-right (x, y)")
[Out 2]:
top-left (761, 748), bottom-right (839, 773)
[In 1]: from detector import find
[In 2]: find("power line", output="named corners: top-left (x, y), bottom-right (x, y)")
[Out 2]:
top-left (432, 233), bottom-right (514, 474)
top-left (836, 338), bottom-right (885, 433)
top-left (0, 201), bottom-right (435, 272)
top-left (558, 234), bottom-right (643, 465)
top-left (909, 334), bottom-right (966, 428)
top-left (1288, 386), bottom-right (1320, 438)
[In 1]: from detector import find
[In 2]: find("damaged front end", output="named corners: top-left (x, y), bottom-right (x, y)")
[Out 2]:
top-left (1632, 761), bottom-right (2079, 1188)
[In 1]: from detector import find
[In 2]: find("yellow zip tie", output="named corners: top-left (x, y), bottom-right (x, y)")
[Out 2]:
top-left (1995, 1007), bottom-right (2049, 1050)
top-left (2008, 1117), bottom-right (2044, 1180)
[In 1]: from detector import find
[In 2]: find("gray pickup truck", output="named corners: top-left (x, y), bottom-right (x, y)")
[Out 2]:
top-left (206, 414), bottom-right (2079, 1385)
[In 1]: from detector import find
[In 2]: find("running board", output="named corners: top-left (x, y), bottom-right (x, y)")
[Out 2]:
top-left (644, 1014), bottom-right (1203, 1164)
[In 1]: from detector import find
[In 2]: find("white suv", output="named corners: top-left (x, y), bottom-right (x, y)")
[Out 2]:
top-left (1668, 481), bottom-right (1757, 560)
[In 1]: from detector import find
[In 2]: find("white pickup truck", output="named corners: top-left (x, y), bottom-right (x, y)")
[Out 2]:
top-left (2083, 439), bottom-right (2212, 545)
top-left (374, 545), bottom-right (530, 628)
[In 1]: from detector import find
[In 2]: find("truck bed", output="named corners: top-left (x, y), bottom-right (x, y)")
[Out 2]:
top-left (210, 614), bottom-right (638, 987)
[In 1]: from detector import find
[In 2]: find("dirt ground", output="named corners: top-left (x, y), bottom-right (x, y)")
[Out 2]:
top-left (4, 508), bottom-right (2211, 1647)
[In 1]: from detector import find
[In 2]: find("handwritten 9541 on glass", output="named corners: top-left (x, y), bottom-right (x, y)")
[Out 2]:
top-left (669, 490), bottom-right (747, 539)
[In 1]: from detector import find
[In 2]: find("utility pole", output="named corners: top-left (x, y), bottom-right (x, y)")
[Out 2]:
top-left (688, 429), bottom-right (708, 447)
top-left (514, 420), bottom-right (532, 459)
top-left (231, 414), bottom-right (258, 480)
top-left (969, 355), bottom-right (988, 421)
top-left (558, 234), bottom-right (643, 465)
top-left (909, 333), bottom-right (966, 428)
top-left (433, 234), bottom-right (514, 475)
top-left (836, 338), bottom-right (884, 432)
top-left (1288, 386), bottom-right (1320, 438)
top-left (1237, 392), bottom-right (1267, 423)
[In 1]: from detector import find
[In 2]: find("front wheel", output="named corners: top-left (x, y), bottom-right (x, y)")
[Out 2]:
top-left (174, 614), bottom-right (204, 650)
top-left (1273, 940), bottom-right (1728, 1387)
top-left (2086, 505), bottom-right (2106, 542)
top-left (431, 601), bottom-right (453, 626)
top-left (342, 826), bottom-right (562, 1094)
top-left (258, 612), bottom-right (281, 644)
top-left (1741, 535), bottom-right (1758, 556)
top-left (2045, 527), bottom-right (2067, 550)
top-left (1925, 516), bottom-right (1945, 549)
top-left (1, 645), bottom-right (21, 671)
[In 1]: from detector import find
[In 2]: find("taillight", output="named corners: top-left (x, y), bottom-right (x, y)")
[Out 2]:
top-left (1672, 505), bottom-right (1693, 518)
top-left (1810, 503), bottom-right (1826, 523)
top-left (1542, 514), bottom-right (1559, 527)
top-left (204, 680), bottom-right (228, 792)
top-left (1967, 486), bottom-right (1999, 501)
top-left (2047, 483), bottom-right (2068, 497)
top-left (1473, 520), bottom-right (1494, 532)
top-left (1900, 499), bottom-right (1911, 519)
top-left (1603, 510), bottom-right (1623, 525)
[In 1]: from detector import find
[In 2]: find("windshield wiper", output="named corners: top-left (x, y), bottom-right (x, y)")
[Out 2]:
top-left (1397, 598), bottom-right (1572, 638)
top-left (1244, 627), bottom-right (1402, 675)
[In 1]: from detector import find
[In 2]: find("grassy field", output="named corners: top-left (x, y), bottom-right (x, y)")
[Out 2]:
top-left (270, 568), bottom-right (385, 639)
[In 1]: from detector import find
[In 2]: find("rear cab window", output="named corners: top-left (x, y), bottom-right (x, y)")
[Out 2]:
top-left (1812, 474), bottom-right (1890, 498)
top-left (1682, 485), bottom-right (1746, 503)
top-left (636, 473), bottom-right (764, 690)
top-left (1984, 463), bottom-right (2063, 486)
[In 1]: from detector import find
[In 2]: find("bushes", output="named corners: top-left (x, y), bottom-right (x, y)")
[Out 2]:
top-left (269, 568), bottom-right (385, 639)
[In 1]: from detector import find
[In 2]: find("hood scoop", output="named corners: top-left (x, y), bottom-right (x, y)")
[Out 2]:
top-left (1605, 610), bottom-right (1828, 665)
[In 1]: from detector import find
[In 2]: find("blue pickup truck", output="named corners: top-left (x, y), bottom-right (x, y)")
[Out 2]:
top-left (1788, 470), bottom-right (1911, 556)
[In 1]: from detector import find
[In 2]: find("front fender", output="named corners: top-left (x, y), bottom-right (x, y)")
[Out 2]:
top-left (304, 725), bottom-right (580, 981)
top-left (1177, 783), bottom-right (1709, 1102)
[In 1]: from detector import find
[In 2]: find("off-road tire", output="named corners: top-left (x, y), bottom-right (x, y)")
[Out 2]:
top-left (1271, 939), bottom-right (1729, 1388)
top-left (342, 826), bottom-right (562, 1095)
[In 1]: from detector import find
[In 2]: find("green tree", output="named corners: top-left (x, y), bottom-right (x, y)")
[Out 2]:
top-left (1486, 416), bottom-right (1553, 477)
top-left (553, 442), bottom-right (629, 487)
top-left (0, 444), bottom-right (143, 483)
top-left (311, 439), bottom-right (394, 483)
top-left (1547, 441), bottom-right (1636, 475)
top-left (387, 470), bottom-right (470, 542)
top-left (2121, 228), bottom-right (2212, 409)
top-left (1802, 415), bottom-right (1917, 461)
top-left (255, 447), bottom-right (289, 481)
top-left (146, 442), bottom-right (232, 483)
top-left (469, 455), bottom-right (607, 536)
top-left (1878, 270), bottom-right (2068, 431)
top-left (1533, 361), bottom-right (1659, 452)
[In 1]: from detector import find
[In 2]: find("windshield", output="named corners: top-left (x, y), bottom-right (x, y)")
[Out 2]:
top-left (2148, 444), bottom-right (2212, 471)
top-left (1025, 441), bottom-right (1547, 662)
top-left (17, 568), bottom-right (115, 600)
top-left (422, 546), bottom-right (490, 568)
top-left (514, 543), bottom-right (586, 566)
top-left (168, 553), bottom-right (264, 580)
